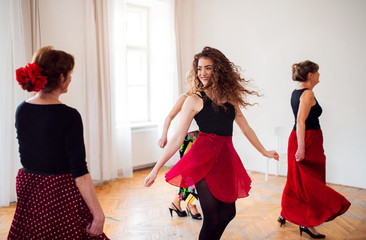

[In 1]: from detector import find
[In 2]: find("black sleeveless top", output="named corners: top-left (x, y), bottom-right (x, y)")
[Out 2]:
top-left (291, 89), bottom-right (322, 130)
top-left (194, 91), bottom-right (236, 136)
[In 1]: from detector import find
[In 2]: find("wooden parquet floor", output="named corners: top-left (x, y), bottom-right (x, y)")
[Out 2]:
top-left (1, 168), bottom-right (365, 240)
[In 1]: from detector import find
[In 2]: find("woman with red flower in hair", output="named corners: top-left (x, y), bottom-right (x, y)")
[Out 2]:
top-left (8, 46), bottom-right (109, 239)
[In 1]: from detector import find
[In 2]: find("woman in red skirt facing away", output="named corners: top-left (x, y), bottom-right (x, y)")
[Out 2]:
top-left (8, 46), bottom-right (109, 239)
top-left (279, 60), bottom-right (350, 238)
top-left (145, 46), bottom-right (279, 240)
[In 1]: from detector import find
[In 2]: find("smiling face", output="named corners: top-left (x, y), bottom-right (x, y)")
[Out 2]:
top-left (197, 57), bottom-right (214, 86)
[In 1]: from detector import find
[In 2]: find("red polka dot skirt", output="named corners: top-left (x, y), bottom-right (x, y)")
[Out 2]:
top-left (7, 169), bottom-right (109, 240)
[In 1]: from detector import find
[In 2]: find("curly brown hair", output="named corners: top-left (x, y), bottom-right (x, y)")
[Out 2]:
top-left (188, 46), bottom-right (259, 109)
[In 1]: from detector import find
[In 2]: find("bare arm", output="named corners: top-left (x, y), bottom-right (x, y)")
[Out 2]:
top-left (158, 94), bottom-right (188, 148)
top-left (75, 173), bottom-right (105, 236)
top-left (234, 104), bottom-right (279, 160)
top-left (295, 90), bottom-right (315, 162)
top-left (145, 95), bottom-right (201, 187)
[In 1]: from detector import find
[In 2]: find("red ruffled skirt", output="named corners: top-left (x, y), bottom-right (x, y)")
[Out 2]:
top-left (165, 132), bottom-right (252, 203)
top-left (8, 169), bottom-right (109, 240)
top-left (281, 130), bottom-right (350, 227)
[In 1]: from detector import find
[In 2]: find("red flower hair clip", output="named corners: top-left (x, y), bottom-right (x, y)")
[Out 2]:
top-left (16, 63), bottom-right (47, 92)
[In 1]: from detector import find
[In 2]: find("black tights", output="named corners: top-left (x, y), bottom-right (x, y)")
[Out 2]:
top-left (196, 179), bottom-right (236, 240)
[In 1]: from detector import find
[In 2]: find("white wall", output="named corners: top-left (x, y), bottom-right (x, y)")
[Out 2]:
top-left (131, 126), bottom-right (161, 169)
top-left (182, 0), bottom-right (366, 188)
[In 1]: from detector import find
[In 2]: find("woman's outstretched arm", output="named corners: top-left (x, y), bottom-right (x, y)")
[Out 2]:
top-left (145, 95), bottom-right (201, 187)
top-left (158, 94), bottom-right (188, 148)
top-left (234, 104), bottom-right (279, 160)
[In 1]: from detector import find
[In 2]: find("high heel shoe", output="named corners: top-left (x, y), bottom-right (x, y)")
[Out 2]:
top-left (186, 204), bottom-right (202, 220)
top-left (169, 202), bottom-right (187, 217)
top-left (277, 216), bottom-right (286, 227)
top-left (299, 226), bottom-right (325, 239)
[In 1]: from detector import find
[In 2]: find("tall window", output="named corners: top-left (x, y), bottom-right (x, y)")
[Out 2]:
top-left (126, 5), bottom-right (149, 123)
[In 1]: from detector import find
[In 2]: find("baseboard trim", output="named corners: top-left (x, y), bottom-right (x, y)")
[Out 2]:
top-left (133, 163), bottom-right (156, 171)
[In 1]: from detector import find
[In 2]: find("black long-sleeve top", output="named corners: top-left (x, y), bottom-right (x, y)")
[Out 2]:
top-left (15, 101), bottom-right (89, 178)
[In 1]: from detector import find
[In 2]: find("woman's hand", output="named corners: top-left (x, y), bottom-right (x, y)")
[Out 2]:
top-left (264, 150), bottom-right (279, 160)
top-left (295, 148), bottom-right (305, 162)
top-left (158, 135), bottom-right (167, 148)
top-left (144, 169), bottom-right (158, 187)
top-left (86, 214), bottom-right (105, 236)
top-left (74, 174), bottom-right (105, 237)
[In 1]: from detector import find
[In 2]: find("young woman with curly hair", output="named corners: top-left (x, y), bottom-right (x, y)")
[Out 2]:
top-left (145, 46), bottom-right (279, 240)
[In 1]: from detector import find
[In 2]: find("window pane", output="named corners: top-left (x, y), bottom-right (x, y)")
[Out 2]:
top-left (128, 86), bottom-right (149, 122)
top-left (126, 7), bottom-right (147, 46)
top-left (127, 48), bottom-right (147, 86)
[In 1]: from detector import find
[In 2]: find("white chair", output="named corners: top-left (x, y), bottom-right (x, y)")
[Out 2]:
top-left (265, 126), bottom-right (290, 181)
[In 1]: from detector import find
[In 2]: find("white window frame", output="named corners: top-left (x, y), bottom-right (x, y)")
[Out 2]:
top-left (126, 4), bottom-right (150, 124)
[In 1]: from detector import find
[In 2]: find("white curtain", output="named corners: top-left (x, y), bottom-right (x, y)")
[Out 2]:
top-left (30, 0), bottom-right (42, 52)
top-left (0, 0), bottom-right (179, 206)
top-left (174, 0), bottom-right (194, 95)
top-left (174, 0), bottom-right (185, 94)
top-left (84, 0), bottom-right (133, 180)
top-left (149, 0), bottom-right (180, 165)
top-left (0, 0), bottom-right (32, 206)
top-left (108, 0), bottom-right (134, 177)
top-left (0, 0), bottom-right (134, 207)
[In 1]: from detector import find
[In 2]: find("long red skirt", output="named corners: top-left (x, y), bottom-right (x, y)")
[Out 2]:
top-left (165, 132), bottom-right (252, 203)
top-left (281, 130), bottom-right (350, 227)
top-left (8, 169), bottom-right (109, 240)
